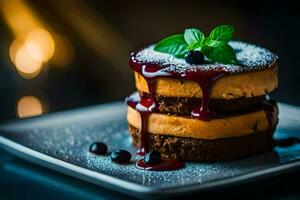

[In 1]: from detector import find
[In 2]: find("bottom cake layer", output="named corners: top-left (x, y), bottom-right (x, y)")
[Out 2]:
top-left (129, 124), bottom-right (275, 161)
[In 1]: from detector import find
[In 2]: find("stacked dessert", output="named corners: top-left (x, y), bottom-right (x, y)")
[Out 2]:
top-left (126, 25), bottom-right (279, 161)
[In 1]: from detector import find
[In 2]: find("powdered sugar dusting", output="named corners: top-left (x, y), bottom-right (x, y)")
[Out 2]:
top-left (134, 41), bottom-right (278, 73)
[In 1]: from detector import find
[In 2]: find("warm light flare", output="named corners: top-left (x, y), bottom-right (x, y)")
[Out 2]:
top-left (1, 0), bottom-right (41, 36)
top-left (25, 28), bottom-right (55, 62)
top-left (9, 37), bottom-right (24, 64)
top-left (17, 96), bottom-right (44, 118)
top-left (2, 0), bottom-right (64, 79)
top-left (9, 28), bottom-right (57, 79)
top-left (14, 45), bottom-right (43, 79)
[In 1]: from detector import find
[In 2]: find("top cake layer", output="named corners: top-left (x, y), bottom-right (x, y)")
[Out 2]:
top-left (133, 41), bottom-right (278, 73)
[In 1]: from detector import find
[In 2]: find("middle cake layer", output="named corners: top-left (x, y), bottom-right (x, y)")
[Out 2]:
top-left (127, 104), bottom-right (278, 140)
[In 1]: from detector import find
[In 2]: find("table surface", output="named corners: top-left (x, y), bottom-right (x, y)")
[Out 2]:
top-left (1, 148), bottom-right (300, 199)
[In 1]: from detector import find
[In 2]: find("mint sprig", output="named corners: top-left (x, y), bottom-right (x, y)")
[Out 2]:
top-left (154, 25), bottom-right (238, 64)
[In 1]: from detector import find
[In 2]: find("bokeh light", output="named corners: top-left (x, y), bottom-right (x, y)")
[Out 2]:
top-left (17, 96), bottom-right (44, 118)
top-left (14, 45), bottom-right (43, 79)
top-left (2, 0), bottom-right (62, 79)
top-left (9, 37), bottom-right (24, 64)
top-left (24, 28), bottom-right (55, 62)
top-left (9, 28), bottom-right (56, 79)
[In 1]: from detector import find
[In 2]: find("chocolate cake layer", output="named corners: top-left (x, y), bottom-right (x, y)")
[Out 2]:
top-left (155, 95), bottom-right (266, 115)
top-left (129, 125), bottom-right (275, 161)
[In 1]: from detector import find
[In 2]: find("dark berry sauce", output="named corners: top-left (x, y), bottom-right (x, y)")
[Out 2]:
top-left (135, 159), bottom-right (185, 171)
top-left (126, 92), bottom-right (158, 156)
top-left (182, 68), bottom-right (226, 121)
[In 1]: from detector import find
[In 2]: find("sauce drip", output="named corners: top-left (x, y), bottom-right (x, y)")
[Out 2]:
top-left (181, 69), bottom-right (226, 120)
top-left (126, 92), bottom-right (185, 171)
top-left (135, 159), bottom-right (185, 171)
top-left (126, 92), bottom-right (158, 155)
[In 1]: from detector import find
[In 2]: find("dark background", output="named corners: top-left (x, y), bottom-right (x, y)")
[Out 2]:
top-left (0, 0), bottom-right (299, 121)
top-left (1, 1), bottom-right (300, 199)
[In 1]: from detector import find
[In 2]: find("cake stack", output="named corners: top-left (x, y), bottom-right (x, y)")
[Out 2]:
top-left (126, 41), bottom-right (279, 161)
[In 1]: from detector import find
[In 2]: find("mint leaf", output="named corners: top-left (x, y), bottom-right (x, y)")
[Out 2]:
top-left (202, 44), bottom-right (237, 64)
top-left (184, 28), bottom-right (205, 46)
top-left (154, 34), bottom-right (187, 57)
top-left (203, 37), bottom-right (225, 47)
top-left (209, 25), bottom-right (234, 43)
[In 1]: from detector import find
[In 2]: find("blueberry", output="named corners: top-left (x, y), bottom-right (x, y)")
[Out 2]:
top-left (111, 149), bottom-right (131, 164)
top-left (144, 151), bottom-right (161, 165)
top-left (185, 50), bottom-right (204, 64)
top-left (89, 142), bottom-right (107, 155)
